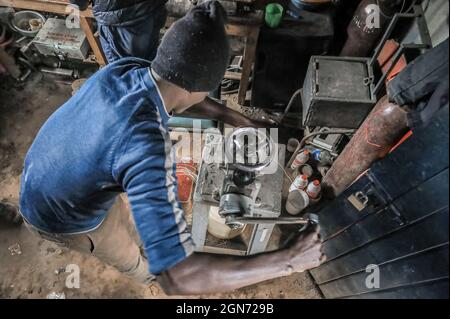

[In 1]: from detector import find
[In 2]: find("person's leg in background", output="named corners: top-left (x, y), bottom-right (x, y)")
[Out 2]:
top-left (98, 4), bottom-right (168, 63)
top-left (24, 197), bottom-right (154, 285)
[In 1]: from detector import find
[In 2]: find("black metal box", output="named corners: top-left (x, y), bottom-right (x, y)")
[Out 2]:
top-left (302, 56), bottom-right (377, 129)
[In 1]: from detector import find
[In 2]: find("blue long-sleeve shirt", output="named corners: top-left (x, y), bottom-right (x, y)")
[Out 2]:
top-left (19, 58), bottom-right (194, 274)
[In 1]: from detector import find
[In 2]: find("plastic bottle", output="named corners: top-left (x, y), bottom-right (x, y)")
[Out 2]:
top-left (306, 180), bottom-right (322, 199)
top-left (289, 174), bottom-right (309, 192)
top-left (291, 150), bottom-right (310, 169)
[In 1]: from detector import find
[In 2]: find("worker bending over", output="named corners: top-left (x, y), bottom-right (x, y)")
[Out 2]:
top-left (20, 1), bottom-right (324, 295)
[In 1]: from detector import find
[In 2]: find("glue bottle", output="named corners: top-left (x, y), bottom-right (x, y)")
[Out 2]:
top-left (289, 174), bottom-right (309, 192)
top-left (291, 150), bottom-right (310, 169)
top-left (306, 180), bottom-right (322, 201)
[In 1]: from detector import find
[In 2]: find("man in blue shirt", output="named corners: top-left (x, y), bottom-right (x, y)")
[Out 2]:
top-left (20, 1), bottom-right (324, 294)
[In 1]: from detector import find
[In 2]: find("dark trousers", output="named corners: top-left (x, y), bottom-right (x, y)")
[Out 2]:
top-left (98, 6), bottom-right (167, 63)
top-left (387, 39), bottom-right (449, 130)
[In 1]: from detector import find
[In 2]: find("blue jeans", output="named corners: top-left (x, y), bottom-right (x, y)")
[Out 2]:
top-left (98, 6), bottom-right (167, 63)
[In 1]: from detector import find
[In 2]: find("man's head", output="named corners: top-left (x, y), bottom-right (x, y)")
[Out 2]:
top-left (151, 1), bottom-right (230, 109)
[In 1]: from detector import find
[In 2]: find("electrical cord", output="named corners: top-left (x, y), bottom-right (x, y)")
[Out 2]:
top-left (280, 88), bottom-right (303, 123)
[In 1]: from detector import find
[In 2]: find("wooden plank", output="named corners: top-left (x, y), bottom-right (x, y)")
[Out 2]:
top-left (238, 26), bottom-right (259, 105)
top-left (165, 17), bottom-right (255, 37)
top-left (225, 23), bottom-right (253, 37)
top-left (0, 0), bottom-right (94, 17)
top-left (79, 16), bottom-right (106, 66)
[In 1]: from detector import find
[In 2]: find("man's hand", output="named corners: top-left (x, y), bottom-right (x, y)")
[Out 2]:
top-left (157, 224), bottom-right (325, 295)
top-left (285, 225), bottom-right (325, 273)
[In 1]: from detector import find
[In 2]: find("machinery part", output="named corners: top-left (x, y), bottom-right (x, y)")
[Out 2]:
top-left (219, 193), bottom-right (253, 218)
top-left (322, 95), bottom-right (409, 198)
top-left (192, 134), bottom-right (286, 256)
top-left (232, 170), bottom-right (255, 187)
top-left (226, 215), bottom-right (315, 225)
top-left (302, 55), bottom-right (378, 129)
top-left (32, 18), bottom-right (89, 60)
top-left (9, 10), bottom-right (45, 38)
top-left (310, 127), bottom-right (350, 156)
top-left (225, 127), bottom-right (276, 173)
top-left (207, 206), bottom-right (246, 239)
top-left (340, 0), bottom-right (404, 57)
top-left (40, 67), bottom-right (80, 78)
top-left (287, 129), bottom-right (353, 168)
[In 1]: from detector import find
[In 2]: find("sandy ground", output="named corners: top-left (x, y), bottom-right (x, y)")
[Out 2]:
top-left (0, 74), bottom-right (322, 299)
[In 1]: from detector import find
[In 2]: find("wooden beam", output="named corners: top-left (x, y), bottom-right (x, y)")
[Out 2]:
top-left (238, 26), bottom-right (259, 105)
top-left (0, 0), bottom-right (94, 17)
top-left (79, 16), bottom-right (106, 66)
top-left (225, 23), bottom-right (253, 37)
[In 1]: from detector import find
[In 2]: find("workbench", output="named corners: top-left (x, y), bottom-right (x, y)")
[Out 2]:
top-left (0, 0), bottom-right (262, 104)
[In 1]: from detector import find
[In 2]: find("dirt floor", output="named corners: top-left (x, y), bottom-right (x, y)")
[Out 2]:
top-left (0, 73), bottom-right (322, 299)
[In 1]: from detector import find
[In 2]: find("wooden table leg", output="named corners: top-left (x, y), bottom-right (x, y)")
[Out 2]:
top-left (237, 26), bottom-right (260, 105)
top-left (79, 16), bottom-right (107, 66)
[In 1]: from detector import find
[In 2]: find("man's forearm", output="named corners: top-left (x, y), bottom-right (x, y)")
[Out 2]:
top-left (181, 97), bottom-right (255, 127)
top-left (157, 250), bottom-right (292, 295)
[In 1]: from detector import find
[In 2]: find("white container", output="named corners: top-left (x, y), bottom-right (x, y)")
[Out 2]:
top-left (291, 150), bottom-right (310, 169)
top-left (306, 180), bottom-right (322, 199)
top-left (286, 189), bottom-right (310, 215)
top-left (289, 174), bottom-right (309, 192)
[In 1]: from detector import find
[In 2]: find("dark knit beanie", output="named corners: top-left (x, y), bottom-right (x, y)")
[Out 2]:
top-left (152, 1), bottom-right (230, 92)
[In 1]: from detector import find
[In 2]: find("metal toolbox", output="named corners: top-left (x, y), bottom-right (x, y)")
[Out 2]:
top-left (32, 18), bottom-right (89, 60)
top-left (301, 5), bottom-right (431, 129)
top-left (302, 56), bottom-right (377, 129)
